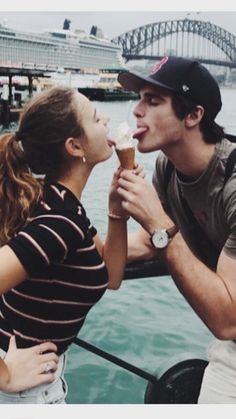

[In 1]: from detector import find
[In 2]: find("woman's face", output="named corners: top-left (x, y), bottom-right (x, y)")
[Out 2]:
top-left (74, 92), bottom-right (113, 166)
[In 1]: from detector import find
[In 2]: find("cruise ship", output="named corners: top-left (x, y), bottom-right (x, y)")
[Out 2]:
top-left (0, 19), bottom-right (125, 73)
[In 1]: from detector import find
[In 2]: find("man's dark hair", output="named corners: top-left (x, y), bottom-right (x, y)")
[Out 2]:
top-left (171, 93), bottom-right (225, 144)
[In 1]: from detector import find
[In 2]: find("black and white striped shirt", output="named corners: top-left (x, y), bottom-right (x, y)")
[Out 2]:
top-left (0, 182), bottom-right (108, 354)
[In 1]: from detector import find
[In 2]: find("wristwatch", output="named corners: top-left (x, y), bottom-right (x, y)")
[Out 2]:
top-left (150, 225), bottom-right (179, 249)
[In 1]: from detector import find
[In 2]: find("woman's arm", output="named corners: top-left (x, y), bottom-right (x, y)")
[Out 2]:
top-left (93, 217), bottom-right (127, 290)
top-left (94, 165), bottom-right (146, 290)
top-left (0, 336), bottom-right (59, 392)
top-left (93, 168), bottom-right (129, 290)
top-left (0, 247), bottom-right (59, 392)
top-left (0, 245), bottom-right (27, 295)
top-left (102, 216), bottom-right (127, 290)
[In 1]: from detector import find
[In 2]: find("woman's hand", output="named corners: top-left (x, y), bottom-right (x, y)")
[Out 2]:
top-left (109, 164), bottom-right (145, 217)
top-left (0, 336), bottom-right (59, 393)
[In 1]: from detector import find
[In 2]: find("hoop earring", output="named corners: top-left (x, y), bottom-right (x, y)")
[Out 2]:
top-left (82, 156), bottom-right (86, 163)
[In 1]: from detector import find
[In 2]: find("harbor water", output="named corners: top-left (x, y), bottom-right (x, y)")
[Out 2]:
top-left (2, 87), bottom-right (236, 404)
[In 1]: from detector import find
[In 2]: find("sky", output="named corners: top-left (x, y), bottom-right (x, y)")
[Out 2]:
top-left (1, 2), bottom-right (236, 39)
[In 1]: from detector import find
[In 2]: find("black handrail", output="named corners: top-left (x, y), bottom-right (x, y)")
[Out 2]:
top-left (123, 259), bottom-right (169, 280)
top-left (73, 337), bottom-right (157, 383)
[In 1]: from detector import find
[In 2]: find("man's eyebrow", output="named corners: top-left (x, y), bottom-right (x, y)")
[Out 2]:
top-left (143, 91), bottom-right (165, 100)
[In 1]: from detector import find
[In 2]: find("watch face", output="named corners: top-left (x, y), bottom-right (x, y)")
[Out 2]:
top-left (151, 229), bottom-right (169, 249)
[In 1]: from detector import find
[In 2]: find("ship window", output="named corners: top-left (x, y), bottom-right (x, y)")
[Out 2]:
top-left (51, 32), bottom-right (66, 39)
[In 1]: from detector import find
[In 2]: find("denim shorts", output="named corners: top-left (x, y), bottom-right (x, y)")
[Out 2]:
top-left (0, 348), bottom-right (68, 404)
top-left (198, 339), bottom-right (236, 404)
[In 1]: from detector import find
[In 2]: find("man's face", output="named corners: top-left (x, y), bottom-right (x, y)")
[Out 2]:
top-left (133, 85), bottom-right (185, 154)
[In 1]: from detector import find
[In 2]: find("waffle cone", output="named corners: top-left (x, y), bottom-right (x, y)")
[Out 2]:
top-left (115, 147), bottom-right (135, 169)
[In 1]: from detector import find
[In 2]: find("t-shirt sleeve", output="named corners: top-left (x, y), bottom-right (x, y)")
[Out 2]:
top-left (8, 213), bottom-right (89, 275)
top-left (86, 217), bottom-right (97, 238)
top-left (152, 151), bottom-right (171, 212)
top-left (223, 173), bottom-right (236, 258)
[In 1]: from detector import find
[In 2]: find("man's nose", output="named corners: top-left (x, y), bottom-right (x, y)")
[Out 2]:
top-left (133, 100), bottom-right (144, 118)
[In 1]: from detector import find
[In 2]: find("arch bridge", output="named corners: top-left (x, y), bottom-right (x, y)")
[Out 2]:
top-left (112, 19), bottom-right (236, 68)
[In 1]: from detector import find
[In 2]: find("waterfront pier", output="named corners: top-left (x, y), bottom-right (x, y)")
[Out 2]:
top-left (0, 66), bottom-right (49, 127)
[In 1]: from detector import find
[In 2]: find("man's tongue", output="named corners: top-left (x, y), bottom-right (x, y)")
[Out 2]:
top-left (108, 126), bottom-right (148, 145)
top-left (132, 127), bottom-right (148, 140)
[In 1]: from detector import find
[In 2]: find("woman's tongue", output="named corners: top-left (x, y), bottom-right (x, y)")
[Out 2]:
top-left (107, 138), bottom-right (116, 147)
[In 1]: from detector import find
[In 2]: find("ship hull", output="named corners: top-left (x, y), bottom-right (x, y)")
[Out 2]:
top-left (0, 26), bottom-right (125, 72)
top-left (78, 87), bottom-right (138, 101)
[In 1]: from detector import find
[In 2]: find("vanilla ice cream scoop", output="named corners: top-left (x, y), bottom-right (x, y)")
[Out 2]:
top-left (115, 121), bottom-right (134, 150)
top-left (115, 121), bottom-right (135, 169)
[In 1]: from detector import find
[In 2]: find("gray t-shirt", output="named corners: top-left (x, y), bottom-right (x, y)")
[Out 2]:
top-left (152, 138), bottom-right (236, 268)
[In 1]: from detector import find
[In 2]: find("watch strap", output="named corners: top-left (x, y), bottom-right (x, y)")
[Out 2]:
top-left (150, 224), bottom-right (179, 250)
top-left (166, 224), bottom-right (179, 239)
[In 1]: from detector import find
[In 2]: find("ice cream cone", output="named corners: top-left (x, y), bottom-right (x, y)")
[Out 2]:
top-left (115, 147), bottom-right (135, 170)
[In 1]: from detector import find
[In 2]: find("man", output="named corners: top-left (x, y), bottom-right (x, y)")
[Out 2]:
top-left (117, 56), bottom-right (236, 403)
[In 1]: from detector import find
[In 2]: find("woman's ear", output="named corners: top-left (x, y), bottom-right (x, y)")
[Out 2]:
top-left (185, 105), bottom-right (205, 128)
top-left (64, 137), bottom-right (84, 158)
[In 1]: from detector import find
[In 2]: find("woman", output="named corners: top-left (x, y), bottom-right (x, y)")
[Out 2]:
top-left (0, 85), bottom-right (134, 403)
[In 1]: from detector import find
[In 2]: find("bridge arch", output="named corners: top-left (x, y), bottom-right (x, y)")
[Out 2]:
top-left (112, 19), bottom-right (236, 62)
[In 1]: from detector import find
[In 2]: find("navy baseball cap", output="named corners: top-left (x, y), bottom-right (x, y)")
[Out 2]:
top-left (118, 56), bottom-right (222, 120)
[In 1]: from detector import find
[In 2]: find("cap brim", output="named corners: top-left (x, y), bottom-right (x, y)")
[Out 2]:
top-left (118, 71), bottom-right (176, 93)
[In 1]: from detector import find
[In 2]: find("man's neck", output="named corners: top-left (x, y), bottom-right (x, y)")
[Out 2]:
top-left (163, 134), bottom-right (217, 179)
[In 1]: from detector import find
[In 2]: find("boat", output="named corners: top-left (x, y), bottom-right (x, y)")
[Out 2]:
top-left (0, 19), bottom-right (137, 126)
top-left (0, 19), bottom-right (125, 73)
top-left (78, 72), bottom-right (138, 101)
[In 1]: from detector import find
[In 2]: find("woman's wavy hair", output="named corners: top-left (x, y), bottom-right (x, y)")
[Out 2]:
top-left (0, 86), bottom-right (84, 244)
top-left (171, 93), bottom-right (225, 144)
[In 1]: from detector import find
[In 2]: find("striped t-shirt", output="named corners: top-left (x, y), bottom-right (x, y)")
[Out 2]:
top-left (0, 182), bottom-right (108, 355)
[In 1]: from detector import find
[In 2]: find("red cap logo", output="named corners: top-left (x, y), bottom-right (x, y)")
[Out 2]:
top-left (150, 56), bottom-right (169, 75)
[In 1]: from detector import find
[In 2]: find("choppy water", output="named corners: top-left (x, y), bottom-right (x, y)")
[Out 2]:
top-left (2, 88), bottom-right (236, 404)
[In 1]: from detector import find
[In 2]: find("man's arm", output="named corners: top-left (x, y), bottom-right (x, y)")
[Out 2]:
top-left (162, 232), bottom-right (236, 340)
top-left (118, 170), bottom-right (236, 340)
top-left (128, 227), bottom-right (158, 263)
